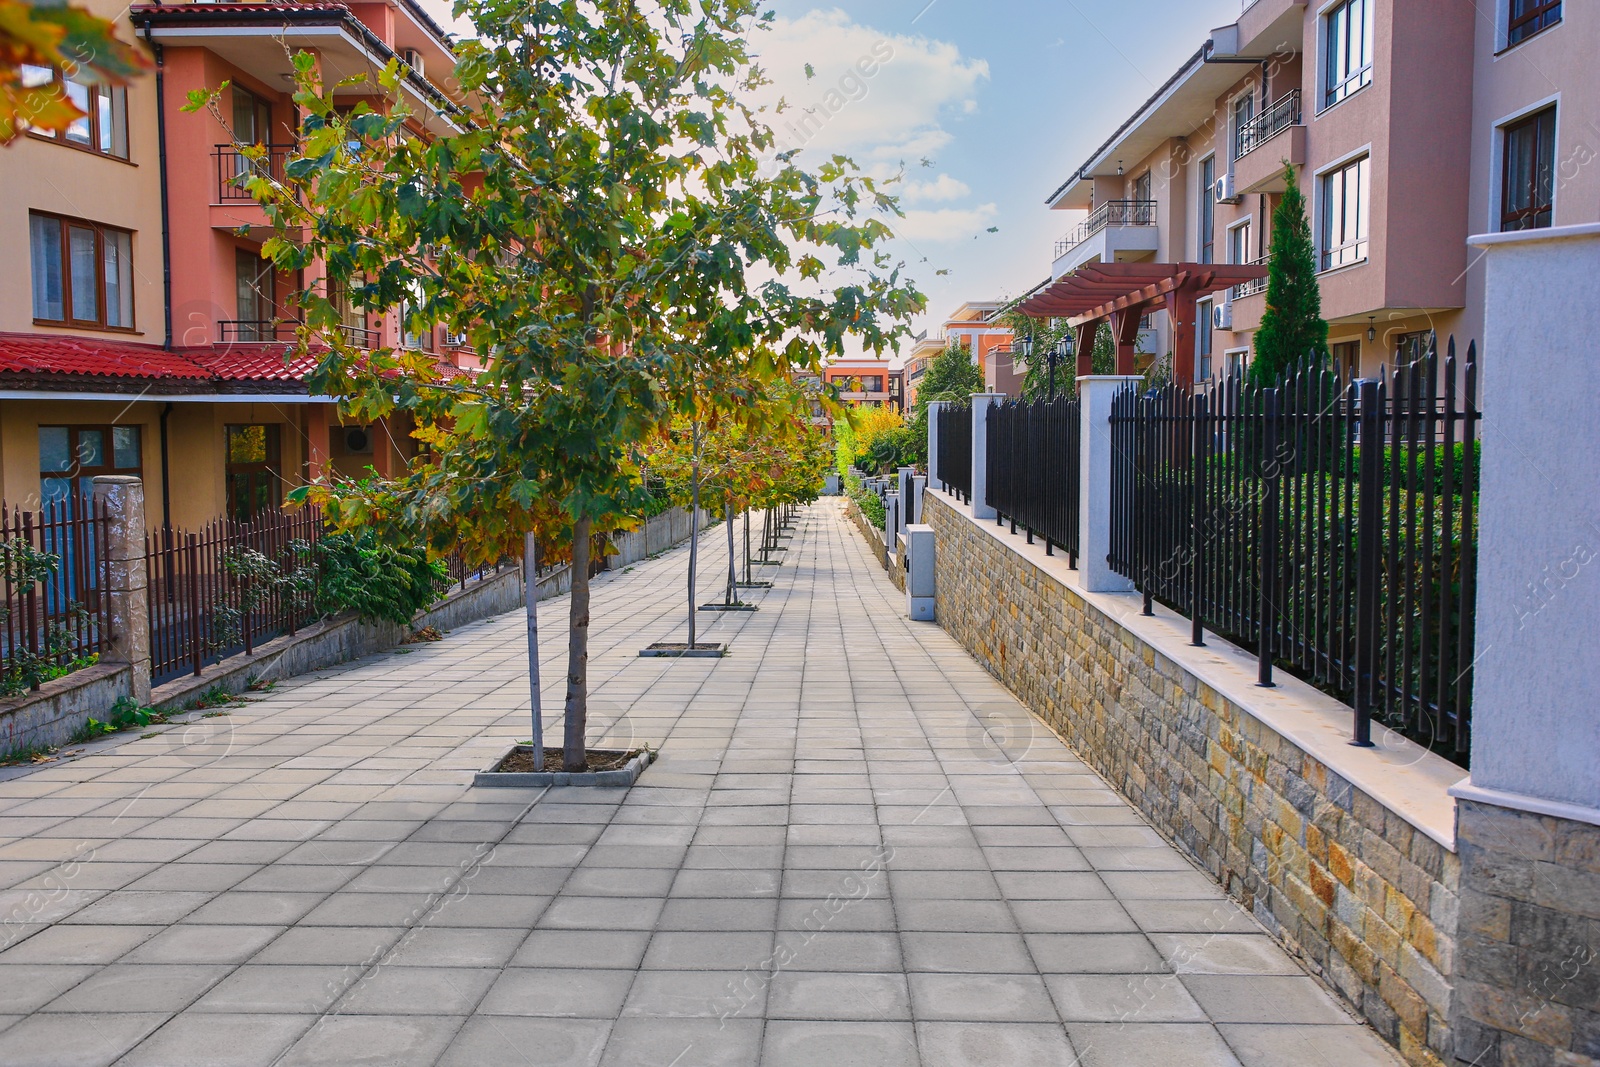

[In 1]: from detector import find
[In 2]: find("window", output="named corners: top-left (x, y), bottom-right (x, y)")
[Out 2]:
top-left (863, 375), bottom-right (884, 393)
top-left (225, 425), bottom-right (282, 522)
top-left (19, 65), bottom-right (129, 159)
top-left (1507, 0), bottom-right (1561, 46)
top-left (232, 85), bottom-right (273, 146)
top-left (1320, 156), bottom-right (1370, 270)
top-left (1231, 92), bottom-right (1255, 159)
top-left (1225, 350), bottom-right (1248, 379)
top-left (1133, 170), bottom-right (1152, 203)
top-left (1197, 300), bottom-right (1214, 381)
top-left (234, 248), bottom-right (274, 340)
top-left (39, 425), bottom-right (142, 508)
top-left (1501, 107), bottom-right (1556, 232)
top-left (1332, 341), bottom-right (1361, 380)
top-left (29, 212), bottom-right (134, 329)
top-left (1198, 156), bottom-right (1215, 263)
top-left (1323, 0), bottom-right (1373, 109)
top-left (1228, 219), bottom-right (1253, 265)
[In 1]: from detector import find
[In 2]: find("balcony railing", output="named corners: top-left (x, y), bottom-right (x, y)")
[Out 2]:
top-left (1232, 254), bottom-right (1270, 299)
top-left (218, 321), bottom-right (377, 348)
top-left (1053, 200), bottom-right (1157, 260)
top-left (213, 143), bottom-right (296, 203)
top-left (1235, 89), bottom-right (1301, 159)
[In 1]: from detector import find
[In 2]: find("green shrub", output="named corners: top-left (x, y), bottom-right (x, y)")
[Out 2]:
top-left (311, 531), bottom-right (450, 626)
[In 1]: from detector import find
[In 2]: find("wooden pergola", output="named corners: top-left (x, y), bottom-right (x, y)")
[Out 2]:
top-left (1018, 262), bottom-right (1269, 386)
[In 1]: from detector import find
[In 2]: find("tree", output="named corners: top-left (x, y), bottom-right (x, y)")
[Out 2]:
top-left (995, 309), bottom-right (1119, 402)
top-left (203, 0), bottom-right (922, 770)
top-left (1, 0), bottom-right (148, 144)
top-left (905, 341), bottom-right (984, 465)
top-left (1250, 163), bottom-right (1328, 385)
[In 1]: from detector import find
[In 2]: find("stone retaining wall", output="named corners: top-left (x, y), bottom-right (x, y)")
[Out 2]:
top-left (925, 488), bottom-right (1462, 1067)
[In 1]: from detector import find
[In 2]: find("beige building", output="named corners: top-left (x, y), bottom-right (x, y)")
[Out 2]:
top-left (1043, 0), bottom-right (1594, 384)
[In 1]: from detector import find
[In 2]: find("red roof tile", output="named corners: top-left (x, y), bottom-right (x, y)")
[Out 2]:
top-left (186, 344), bottom-right (320, 382)
top-left (0, 332), bottom-right (212, 379)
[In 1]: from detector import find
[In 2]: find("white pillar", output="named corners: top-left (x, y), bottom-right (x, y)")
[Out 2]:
top-left (1454, 224), bottom-right (1600, 815)
top-left (970, 392), bottom-right (1004, 521)
top-left (910, 475), bottom-right (926, 523)
top-left (897, 467), bottom-right (914, 537)
top-left (1076, 376), bottom-right (1143, 594)
top-left (926, 400), bottom-right (946, 486)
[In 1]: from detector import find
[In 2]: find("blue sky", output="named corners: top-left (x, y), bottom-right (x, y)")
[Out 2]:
top-left (419, 0), bottom-right (1241, 357)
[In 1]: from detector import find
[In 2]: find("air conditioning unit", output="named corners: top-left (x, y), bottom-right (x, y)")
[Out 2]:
top-left (342, 426), bottom-right (373, 455)
top-left (1213, 299), bottom-right (1233, 331)
top-left (1213, 173), bottom-right (1241, 205)
top-left (401, 48), bottom-right (424, 78)
top-left (444, 330), bottom-right (469, 347)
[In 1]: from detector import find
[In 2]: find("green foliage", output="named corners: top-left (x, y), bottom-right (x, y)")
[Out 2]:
top-left (1351, 441), bottom-right (1482, 496)
top-left (908, 342), bottom-right (985, 466)
top-left (309, 532), bottom-right (449, 627)
top-left (1251, 164), bottom-right (1329, 385)
top-left (0, 538), bottom-right (97, 695)
top-left (75, 696), bottom-right (169, 741)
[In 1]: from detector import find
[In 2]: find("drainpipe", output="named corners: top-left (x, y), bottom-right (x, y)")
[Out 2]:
top-left (142, 24), bottom-right (174, 352)
top-left (159, 402), bottom-right (174, 531)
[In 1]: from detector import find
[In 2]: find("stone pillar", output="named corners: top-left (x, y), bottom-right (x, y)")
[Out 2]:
top-left (926, 400), bottom-right (946, 487)
top-left (1076, 375), bottom-right (1143, 594)
top-left (1446, 225), bottom-right (1600, 1067)
top-left (910, 475), bottom-right (926, 524)
top-left (970, 392), bottom-right (1004, 521)
top-left (92, 476), bottom-right (151, 703)
top-left (897, 467), bottom-right (914, 537)
top-left (884, 494), bottom-right (899, 560)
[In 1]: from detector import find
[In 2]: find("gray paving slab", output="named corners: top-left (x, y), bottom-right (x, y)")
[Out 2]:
top-left (0, 501), bottom-right (1398, 1065)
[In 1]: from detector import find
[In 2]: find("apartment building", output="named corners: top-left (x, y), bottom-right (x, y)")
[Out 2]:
top-left (899, 302), bottom-right (1020, 407)
top-left (1, 0), bottom-right (470, 529)
top-left (1042, 0), bottom-right (1594, 384)
top-left (821, 358), bottom-right (899, 418)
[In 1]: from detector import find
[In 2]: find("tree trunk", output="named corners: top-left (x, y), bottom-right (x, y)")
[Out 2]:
top-left (563, 517), bottom-right (591, 772)
top-left (742, 508), bottom-right (751, 585)
top-left (687, 425), bottom-right (701, 648)
top-left (524, 531), bottom-right (543, 771)
top-left (725, 493), bottom-right (736, 605)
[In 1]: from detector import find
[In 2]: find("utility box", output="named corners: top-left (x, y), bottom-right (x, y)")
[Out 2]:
top-left (901, 524), bottom-right (935, 621)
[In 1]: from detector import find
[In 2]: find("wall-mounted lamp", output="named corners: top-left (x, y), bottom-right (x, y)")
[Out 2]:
top-left (1366, 316), bottom-right (1377, 343)
top-left (1116, 160), bottom-right (1124, 176)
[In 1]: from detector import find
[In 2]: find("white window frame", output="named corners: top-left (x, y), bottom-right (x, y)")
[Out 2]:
top-left (1318, 0), bottom-right (1373, 113)
top-left (1488, 94), bottom-right (1560, 232)
top-left (1197, 154), bottom-right (1216, 263)
top-left (1196, 298), bottom-right (1215, 381)
top-left (1314, 144), bottom-right (1373, 274)
top-left (1225, 216), bottom-right (1254, 265)
top-left (1224, 346), bottom-right (1250, 381)
top-left (1496, 0), bottom-right (1564, 54)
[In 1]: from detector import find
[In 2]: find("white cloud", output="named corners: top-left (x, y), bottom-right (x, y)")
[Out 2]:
top-left (751, 9), bottom-right (989, 165)
top-left (900, 173), bottom-right (970, 203)
top-left (893, 202), bottom-right (998, 243)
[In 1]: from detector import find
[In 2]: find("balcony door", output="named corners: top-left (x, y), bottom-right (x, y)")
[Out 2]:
top-left (235, 248), bottom-right (273, 341)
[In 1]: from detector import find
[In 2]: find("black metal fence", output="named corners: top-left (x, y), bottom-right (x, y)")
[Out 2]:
top-left (936, 402), bottom-right (972, 503)
top-left (2, 496), bottom-right (114, 696)
top-left (987, 397), bottom-right (1081, 565)
top-left (1108, 338), bottom-right (1479, 758)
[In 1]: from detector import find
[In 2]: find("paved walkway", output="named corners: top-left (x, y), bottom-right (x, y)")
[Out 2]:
top-left (0, 501), bottom-right (1401, 1066)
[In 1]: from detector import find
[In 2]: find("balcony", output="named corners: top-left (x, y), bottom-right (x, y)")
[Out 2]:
top-left (213, 143), bottom-right (296, 204)
top-left (218, 321), bottom-right (377, 348)
top-left (1231, 255), bottom-right (1270, 299)
top-left (1051, 200), bottom-right (1159, 277)
top-left (1233, 91), bottom-right (1305, 195)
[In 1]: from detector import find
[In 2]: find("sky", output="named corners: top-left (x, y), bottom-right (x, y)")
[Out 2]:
top-left (415, 0), bottom-right (1241, 361)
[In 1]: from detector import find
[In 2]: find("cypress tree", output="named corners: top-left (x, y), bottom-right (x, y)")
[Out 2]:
top-left (1249, 163), bottom-right (1329, 385)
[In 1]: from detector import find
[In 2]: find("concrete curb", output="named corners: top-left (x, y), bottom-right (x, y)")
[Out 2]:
top-left (638, 644), bottom-right (726, 658)
top-left (473, 746), bottom-right (656, 788)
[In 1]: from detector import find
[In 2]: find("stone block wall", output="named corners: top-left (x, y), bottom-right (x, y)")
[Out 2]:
top-left (925, 489), bottom-right (1461, 1067)
top-left (1451, 801), bottom-right (1599, 1067)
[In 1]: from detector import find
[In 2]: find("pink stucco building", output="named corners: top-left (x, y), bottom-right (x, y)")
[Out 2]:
top-left (1043, 0), bottom-right (1595, 385)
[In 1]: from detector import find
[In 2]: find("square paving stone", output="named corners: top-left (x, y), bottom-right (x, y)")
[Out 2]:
top-left (277, 1014), bottom-right (464, 1066)
top-left (60, 890), bottom-right (212, 926)
top-left (760, 1020), bottom-right (919, 1067)
top-left (1064, 1022), bottom-right (1243, 1067)
top-left (1148, 934), bottom-right (1302, 976)
top-left (514, 931), bottom-right (652, 970)
top-left (183, 891), bottom-right (328, 926)
top-left (915, 1021), bottom-right (1080, 1067)
top-left (656, 898), bottom-right (778, 931)
top-left (598, 1017), bottom-right (762, 1067)
top-left (1123, 899), bottom-right (1261, 934)
top-left (191, 965), bottom-right (352, 1014)
top-left (1180, 975), bottom-right (1355, 1024)
top-left (252, 926), bottom-right (401, 966)
top-left (641, 931), bottom-right (773, 970)
top-left (895, 899), bottom-right (1018, 932)
top-left (478, 967), bottom-right (635, 1017)
top-left (1046, 972), bottom-right (1207, 1023)
top-left (767, 972), bottom-right (912, 1021)
top-left (1218, 1022), bottom-right (1402, 1066)
top-left (0, 1010), bottom-right (170, 1067)
top-left (776, 898), bottom-right (897, 932)
top-left (0, 965), bottom-right (97, 1013)
top-left (909, 973), bottom-right (1059, 1022)
top-left (562, 868), bottom-right (677, 897)
top-left (900, 933), bottom-right (1035, 974)
top-left (337, 965), bottom-right (499, 1015)
top-left (621, 970), bottom-right (764, 1019)
top-left (1024, 933), bottom-right (1166, 974)
top-left (538, 896), bottom-right (663, 931)
top-left (381, 927), bottom-right (525, 968)
top-left (1008, 899), bottom-right (1138, 934)
top-left (43, 963), bottom-right (230, 1013)
top-left (119, 1012), bottom-right (317, 1067)
top-left (122, 924), bottom-right (285, 965)
top-left (0, 923), bottom-right (160, 964)
top-left (774, 930), bottom-right (901, 972)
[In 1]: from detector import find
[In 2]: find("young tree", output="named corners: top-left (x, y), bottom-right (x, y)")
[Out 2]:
top-left (905, 341), bottom-right (984, 465)
top-left (206, 0), bottom-right (922, 769)
top-left (1250, 163), bottom-right (1329, 385)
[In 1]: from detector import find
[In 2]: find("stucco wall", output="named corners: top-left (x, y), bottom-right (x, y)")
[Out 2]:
top-left (926, 488), bottom-right (1462, 1067)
